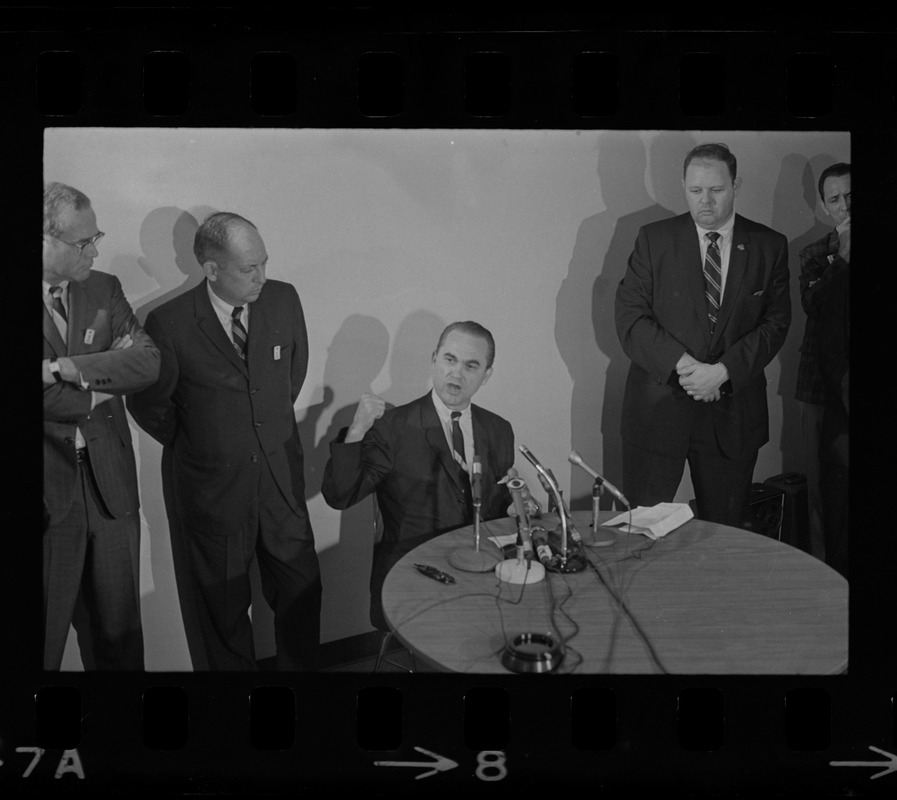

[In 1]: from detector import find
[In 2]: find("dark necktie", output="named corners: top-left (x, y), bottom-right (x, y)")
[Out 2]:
top-left (50, 285), bottom-right (67, 322)
top-left (703, 231), bottom-right (722, 330)
top-left (231, 306), bottom-right (248, 359)
top-left (451, 411), bottom-right (473, 514)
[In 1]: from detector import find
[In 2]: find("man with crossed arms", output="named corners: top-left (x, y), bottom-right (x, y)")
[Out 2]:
top-left (42, 182), bottom-right (159, 670)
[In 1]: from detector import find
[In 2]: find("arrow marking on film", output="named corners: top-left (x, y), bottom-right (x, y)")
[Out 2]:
top-left (374, 746), bottom-right (459, 780)
top-left (830, 746), bottom-right (897, 780)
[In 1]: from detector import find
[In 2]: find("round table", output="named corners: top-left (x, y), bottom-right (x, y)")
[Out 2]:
top-left (380, 511), bottom-right (848, 674)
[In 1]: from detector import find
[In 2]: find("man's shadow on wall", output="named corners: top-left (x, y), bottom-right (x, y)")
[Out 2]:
top-left (770, 153), bottom-right (839, 474)
top-left (556, 131), bottom-right (695, 511)
top-left (298, 310), bottom-right (444, 635)
top-left (125, 206), bottom-right (212, 670)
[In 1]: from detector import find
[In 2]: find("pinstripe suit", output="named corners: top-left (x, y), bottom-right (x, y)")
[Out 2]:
top-left (43, 270), bottom-right (160, 670)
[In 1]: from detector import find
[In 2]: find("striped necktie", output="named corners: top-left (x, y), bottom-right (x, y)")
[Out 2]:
top-left (703, 231), bottom-right (722, 330)
top-left (49, 285), bottom-right (68, 342)
top-left (50, 285), bottom-right (67, 322)
top-left (231, 306), bottom-right (248, 359)
top-left (451, 411), bottom-right (473, 514)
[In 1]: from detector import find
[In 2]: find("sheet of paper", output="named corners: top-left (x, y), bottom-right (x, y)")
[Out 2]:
top-left (602, 502), bottom-right (694, 539)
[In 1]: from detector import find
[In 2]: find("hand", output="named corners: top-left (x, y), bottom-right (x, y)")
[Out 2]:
top-left (345, 393), bottom-right (386, 443)
top-left (110, 333), bottom-right (134, 350)
top-left (675, 352), bottom-right (699, 375)
top-left (836, 218), bottom-right (850, 263)
top-left (679, 362), bottom-right (728, 401)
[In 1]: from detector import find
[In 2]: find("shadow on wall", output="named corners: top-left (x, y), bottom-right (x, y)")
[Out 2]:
top-left (555, 131), bottom-right (696, 511)
top-left (133, 206), bottom-right (211, 325)
top-left (770, 153), bottom-right (841, 475)
top-left (299, 310), bottom-right (445, 637)
top-left (128, 206), bottom-right (212, 670)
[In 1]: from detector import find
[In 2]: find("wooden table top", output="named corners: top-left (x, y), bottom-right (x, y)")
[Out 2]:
top-left (381, 511), bottom-right (848, 674)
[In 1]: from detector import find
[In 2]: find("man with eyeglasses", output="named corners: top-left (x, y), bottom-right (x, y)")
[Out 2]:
top-left (42, 182), bottom-right (160, 670)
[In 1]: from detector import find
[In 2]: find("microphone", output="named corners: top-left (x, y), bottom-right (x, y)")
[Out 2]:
top-left (568, 450), bottom-right (630, 508)
top-left (530, 526), bottom-right (555, 568)
top-left (507, 477), bottom-right (534, 562)
top-left (471, 454), bottom-right (482, 506)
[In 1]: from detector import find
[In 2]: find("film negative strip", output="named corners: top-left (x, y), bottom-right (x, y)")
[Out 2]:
top-left (6, 9), bottom-right (895, 796)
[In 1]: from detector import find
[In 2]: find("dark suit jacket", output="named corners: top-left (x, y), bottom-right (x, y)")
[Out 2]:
top-left (127, 279), bottom-right (311, 532)
top-left (43, 271), bottom-right (160, 525)
top-left (615, 212), bottom-right (790, 460)
top-left (322, 393), bottom-right (514, 602)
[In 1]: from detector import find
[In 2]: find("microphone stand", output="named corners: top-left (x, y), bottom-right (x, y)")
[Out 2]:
top-left (519, 446), bottom-right (586, 572)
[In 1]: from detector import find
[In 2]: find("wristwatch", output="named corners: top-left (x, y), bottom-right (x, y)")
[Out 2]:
top-left (49, 360), bottom-right (63, 383)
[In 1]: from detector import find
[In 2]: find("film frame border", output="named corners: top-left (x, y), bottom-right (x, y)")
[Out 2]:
top-left (5, 10), bottom-right (894, 797)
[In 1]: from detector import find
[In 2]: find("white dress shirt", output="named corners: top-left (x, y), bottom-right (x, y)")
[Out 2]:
top-left (694, 212), bottom-right (736, 299)
top-left (430, 388), bottom-right (474, 473)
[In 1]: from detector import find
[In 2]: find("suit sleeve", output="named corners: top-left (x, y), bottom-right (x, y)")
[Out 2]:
top-left (615, 226), bottom-right (690, 381)
top-left (321, 421), bottom-right (395, 510)
top-left (482, 420), bottom-right (514, 521)
top-left (126, 310), bottom-right (180, 447)
top-left (799, 236), bottom-right (847, 318)
top-left (43, 277), bottom-right (160, 423)
top-left (718, 234), bottom-right (791, 392)
top-left (289, 286), bottom-right (310, 404)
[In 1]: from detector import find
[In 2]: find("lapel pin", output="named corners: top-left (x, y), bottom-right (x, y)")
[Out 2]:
top-left (273, 345), bottom-right (281, 361)
top-left (737, 244), bottom-right (745, 251)
top-left (84, 328), bottom-right (95, 345)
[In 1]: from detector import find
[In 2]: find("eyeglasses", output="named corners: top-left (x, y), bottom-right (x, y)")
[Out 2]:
top-left (45, 231), bottom-right (105, 254)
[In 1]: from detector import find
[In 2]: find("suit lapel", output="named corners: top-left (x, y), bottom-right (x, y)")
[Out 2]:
top-left (713, 215), bottom-right (748, 342)
top-left (66, 279), bottom-right (92, 355)
top-left (194, 281), bottom-right (249, 374)
top-left (245, 289), bottom-right (270, 370)
top-left (420, 394), bottom-right (467, 495)
top-left (42, 302), bottom-right (66, 356)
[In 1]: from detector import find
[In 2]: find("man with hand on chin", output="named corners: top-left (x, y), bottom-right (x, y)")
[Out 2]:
top-left (322, 321), bottom-right (515, 630)
top-left (795, 163), bottom-right (850, 572)
top-left (615, 143), bottom-right (791, 527)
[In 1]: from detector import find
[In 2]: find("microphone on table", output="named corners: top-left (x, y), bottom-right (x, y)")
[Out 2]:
top-left (447, 454), bottom-right (499, 573)
top-left (495, 475), bottom-right (545, 585)
top-left (507, 477), bottom-right (534, 563)
top-left (471, 454), bottom-right (482, 507)
top-left (568, 450), bottom-right (631, 509)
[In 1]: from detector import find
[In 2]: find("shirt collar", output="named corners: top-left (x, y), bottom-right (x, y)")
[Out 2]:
top-left (206, 280), bottom-right (247, 318)
top-left (694, 212), bottom-right (735, 243)
top-left (430, 387), bottom-right (471, 423)
top-left (43, 279), bottom-right (70, 295)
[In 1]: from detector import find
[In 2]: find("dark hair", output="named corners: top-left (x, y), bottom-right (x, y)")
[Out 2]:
top-left (817, 162), bottom-right (850, 199)
top-left (683, 143), bottom-right (737, 182)
top-left (193, 211), bottom-right (257, 265)
top-left (43, 182), bottom-right (91, 236)
top-left (434, 321), bottom-right (496, 368)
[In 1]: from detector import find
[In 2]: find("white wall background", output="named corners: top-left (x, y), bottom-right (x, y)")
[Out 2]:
top-left (45, 128), bottom-right (849, 670)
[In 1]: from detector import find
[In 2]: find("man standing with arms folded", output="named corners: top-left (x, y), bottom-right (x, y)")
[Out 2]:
top-left (615, 143), bottom-right (791, 527)
top-left (322, 321), bottom-right (515, 631)
top-left (42, 182), bottom-right (160, 670)
top-left (129, 212), bottom-right (321, 671)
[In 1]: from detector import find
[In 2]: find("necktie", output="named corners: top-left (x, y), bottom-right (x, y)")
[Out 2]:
top-left (451, 411), bottom-right (473, 514)
top-left (50, 285), bottom-right (67, 322)
top-left (231, 306), bottom-right (248, 359)
top-left (703, 231), bottom-right (722, 330)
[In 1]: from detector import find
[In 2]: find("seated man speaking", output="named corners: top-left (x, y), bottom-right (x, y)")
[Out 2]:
top-left (322, 321), bottom-right (515, 630)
